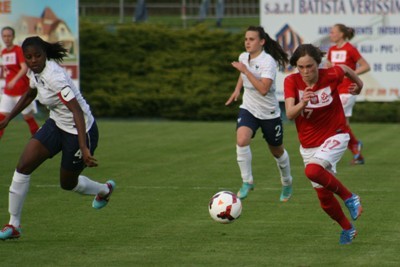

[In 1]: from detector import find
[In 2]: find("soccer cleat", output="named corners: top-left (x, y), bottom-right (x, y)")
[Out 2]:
top-left (280, 185), bottom-right (292, 202)
top-left (237, 182), bottom-right (254, 199)
top-left (92, 180), bottom-right (116, 209)
top-left (345, 194), bottom-right (363, 220)
top-left (351, 154), bottom-right (365, 165)
top-left (339, 224), bottom-right (357, 245)
top-left (0, 224), bottom-right (21, 240)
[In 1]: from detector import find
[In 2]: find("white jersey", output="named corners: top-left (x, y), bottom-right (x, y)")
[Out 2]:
top-left (27, 60), bottom-right (94, 135)
top-left (239, 51), bottom-right (281, 120)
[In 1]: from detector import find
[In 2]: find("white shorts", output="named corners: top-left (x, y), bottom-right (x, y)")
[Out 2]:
top-left (339, 94), bottom-right (356, 117)
top-left (0, 94), bottom-right (37, 115)
top-left (300, 133), bottom-right (350, 188)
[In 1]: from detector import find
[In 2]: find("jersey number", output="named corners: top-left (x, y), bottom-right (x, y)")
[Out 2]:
top-left (301, 108), bottom-right (313, 119)
top-left (322, 139), bottom-right (341, 150)
top-left (74, 149), bottom-right (82, 159)
top-left (275, 125), bottom-right (282, 138)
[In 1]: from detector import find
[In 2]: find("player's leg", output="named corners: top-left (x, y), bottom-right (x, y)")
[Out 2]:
top-left (21, 99), bottom-right (40, 136)
top-left (314, 187), bottom-right (357, 244)
top-left (340, 94), bottom-right (364, 164)
top-left (235, 109), bottom-right (257, 199)
top-left (305, 133), bottom-right (363, 219)
top-left (261, 117), bottom-right (293, 201)
top-left (236, 126), bottom-right (254, 199)
top-left (0, 138), bottom-right (50, 240)
top-left (60, 121), bottom-right (115, 209)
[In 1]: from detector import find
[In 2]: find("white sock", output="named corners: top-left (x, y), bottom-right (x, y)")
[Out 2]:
top-left (72, 175), bottom-right (109, 196)
top-left (274, 149), bottom-right (293, 186)
top-left (236, 145), bottom-right (253, 184)
top-left (9, 170), bottom-right (31, 227)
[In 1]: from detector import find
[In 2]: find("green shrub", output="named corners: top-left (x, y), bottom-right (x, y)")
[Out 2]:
top-left (79, 21), bottom-right (400, 122)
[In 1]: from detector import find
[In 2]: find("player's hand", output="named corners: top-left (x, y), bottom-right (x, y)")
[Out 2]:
top-left (231, 61), bottom-right (247, 73)
top-left (82, 147), bottom-right (98, 167)
top-left (301, 87), bottom-right (314, 104)
top-left (225, 90), bottom-right (240, 106)
top-left (348, 83), bottom-right (361, 95)
top-left (6, 80), bottom-right (16, 90)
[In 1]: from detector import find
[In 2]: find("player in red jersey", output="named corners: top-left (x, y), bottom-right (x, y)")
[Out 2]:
top-left (1, 26), bottom-right (39, 139)
top-left (327, 24), bottom-right (370, 165)
top-left (284, 44), bottom-right (363, 245)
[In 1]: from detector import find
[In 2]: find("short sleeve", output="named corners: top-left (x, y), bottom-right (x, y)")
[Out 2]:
top-left (284, 75), bottom-right (297, 99)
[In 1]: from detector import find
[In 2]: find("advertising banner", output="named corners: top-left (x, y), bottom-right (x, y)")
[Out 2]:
top-left (260, 0), bottom-right (400, 101)
top-left (0, 0), bottom-right (79, 89)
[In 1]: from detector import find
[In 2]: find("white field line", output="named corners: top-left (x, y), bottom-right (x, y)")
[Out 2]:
top-left (0, 184), bottom-right (393, 192)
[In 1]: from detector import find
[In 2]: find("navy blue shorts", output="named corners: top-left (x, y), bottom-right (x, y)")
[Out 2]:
top-left (33, 118), bottom-right (99, 171)
top-left (236, 108), bottom-right (283, 146)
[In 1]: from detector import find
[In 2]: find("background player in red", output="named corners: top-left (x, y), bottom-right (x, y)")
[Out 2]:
top-left (326, 24), bottom-right (370, 165)
top-left (284, 44), bottom-right (363, 245)
top-left (0, 26), bottom-right (39, 139)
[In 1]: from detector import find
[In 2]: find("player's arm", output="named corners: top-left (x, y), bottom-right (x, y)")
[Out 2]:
top-left (7, 62), bottom-right (28, 90)
top-left (231, 61), bottom-right (272, 95)
top-left (225, 75), bottom-right (243, 106)
top-left (355, 57), bottom-right (370, 75)
top-left (338, 65), bottom-right (364, 95)
top-left (0, 87), bottom-right (37, 129)
top-left (285, 87), bottom-right (314, 120)
top-left (61, 88), bottom-right (98, 167)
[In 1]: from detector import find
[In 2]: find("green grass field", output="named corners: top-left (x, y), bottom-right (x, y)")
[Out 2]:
top-left (0, 120), bottom-right (399, 266)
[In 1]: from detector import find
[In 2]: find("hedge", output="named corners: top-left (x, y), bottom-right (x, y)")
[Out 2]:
top-left (79, 22), bottom-right (400, 122)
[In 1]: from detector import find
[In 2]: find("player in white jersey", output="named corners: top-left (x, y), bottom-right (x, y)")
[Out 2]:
top-left (0, 36), bottom-right (116, 240)
top-left (225, 26), bottom-right (294, 201)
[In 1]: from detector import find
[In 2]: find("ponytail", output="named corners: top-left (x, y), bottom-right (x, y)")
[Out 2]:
top-left (247, 26), bottom-right (289, 69)
top-left (22, 36), bottom-right (67, 63)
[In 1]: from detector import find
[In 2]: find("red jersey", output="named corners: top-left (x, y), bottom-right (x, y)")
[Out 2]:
top-left (284, 66), bottom-right (349, 148)
top-left (327, 42), bottom-right (361, 94)
top-left (1, 45), bottom-right (29, 96)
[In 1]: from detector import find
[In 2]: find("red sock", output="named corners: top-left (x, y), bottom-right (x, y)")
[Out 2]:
top-left (347, 128), bottom-right (359, 155)
top-left (24, 117), bottom-right (39, 135)
top-left (0, 113), bottom-right (6, 138)
top-left (305, 163), bottom-right (352, 201)
top-left (315, 187), bottom-right (352, 230)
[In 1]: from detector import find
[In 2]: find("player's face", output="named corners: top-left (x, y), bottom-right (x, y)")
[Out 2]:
top-left (1, 29), bottom-right (14, 48)
top-left (296, 55), bottom-right (318, 85)
top-left (329, 26), bottom-right (343, 43)
top-left (23, 45), bottom-right (47, 73)
top-left (244, 30), bottom-right (265, 55)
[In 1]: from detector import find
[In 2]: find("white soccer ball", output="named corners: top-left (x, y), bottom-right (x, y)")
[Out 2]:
top-left (208, 191), bottom-right (242, 223)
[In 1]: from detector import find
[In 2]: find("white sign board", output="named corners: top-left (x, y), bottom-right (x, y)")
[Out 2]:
top-left (260, 0), bottom-right (400, 101)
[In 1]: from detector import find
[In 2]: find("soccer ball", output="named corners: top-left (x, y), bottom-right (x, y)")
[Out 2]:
top-left (208, 191), bottom-right (242, 223)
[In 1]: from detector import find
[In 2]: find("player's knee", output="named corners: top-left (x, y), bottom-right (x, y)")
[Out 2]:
top-left (16, 162), bottom-right (33, 175)
top-left (305, 163), bottom-right (325, 181)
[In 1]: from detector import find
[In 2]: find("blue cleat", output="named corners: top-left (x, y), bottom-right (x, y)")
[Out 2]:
top-left (280, 184), bottom-right (292, 202)
top-left (339, 225), bottom-right (357, 245)
top-left (237, 182), bottom-right (254, 199)
top-left (0, 224), bottom-right (21, 240)
top-left (92, 180), bottom-right (116, 209)
top-left (345, 194), bottom-right (363, 220)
